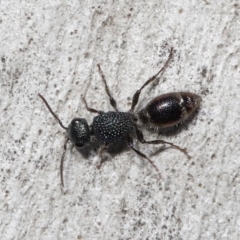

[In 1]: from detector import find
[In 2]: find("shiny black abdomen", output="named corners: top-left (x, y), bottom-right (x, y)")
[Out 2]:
top-left (138, 92), bottom-right (201, 128)
top-left (146, 94), bottom-right (183, 126)
top-left (92, 111), bottom-right (135, 143)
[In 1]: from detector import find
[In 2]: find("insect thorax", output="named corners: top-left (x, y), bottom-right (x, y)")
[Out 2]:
top-left (92, 111), bottom-right (135, 143)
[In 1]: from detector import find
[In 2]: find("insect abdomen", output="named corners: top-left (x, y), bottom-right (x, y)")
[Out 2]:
top-left (137, 92), bottom-right (201, 128)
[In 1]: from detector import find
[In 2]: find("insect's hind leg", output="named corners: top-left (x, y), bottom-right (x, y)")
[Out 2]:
top-left (130, 47), bottom-right (173, 112)
top-left (135, 128), bottom-right (191, 159)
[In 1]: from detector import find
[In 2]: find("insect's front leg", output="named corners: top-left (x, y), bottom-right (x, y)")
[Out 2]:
top-left (97, 64), bottom-right (119, 112)
top-left (96, 143), bottom-right (109, 169)
top-left (81, 95), bottom-right (103, 114)
top-left (60, 138), bottom-right (70, 187)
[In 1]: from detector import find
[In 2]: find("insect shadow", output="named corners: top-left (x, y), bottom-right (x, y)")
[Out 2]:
top-left (39, 47), bottom-right (201, 187)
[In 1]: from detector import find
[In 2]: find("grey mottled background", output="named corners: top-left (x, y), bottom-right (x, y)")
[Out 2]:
top-left (1, 0), bottom-right (240, 239)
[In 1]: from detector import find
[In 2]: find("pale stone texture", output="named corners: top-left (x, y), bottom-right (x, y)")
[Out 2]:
top-left (1, 0), bottom-right (239, 239)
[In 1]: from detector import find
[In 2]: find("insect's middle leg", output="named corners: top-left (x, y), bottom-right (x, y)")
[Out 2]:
top-left (127, 136), bottom-right (161, 178)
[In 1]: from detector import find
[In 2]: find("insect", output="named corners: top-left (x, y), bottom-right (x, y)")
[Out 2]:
top-left (39, 47), bottom-right (201, 187)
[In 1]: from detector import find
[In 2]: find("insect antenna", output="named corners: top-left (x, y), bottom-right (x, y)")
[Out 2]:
top-left (39, 93), bottom-right (69, 187)
top-left (38, 93), bottom-right (68, 130)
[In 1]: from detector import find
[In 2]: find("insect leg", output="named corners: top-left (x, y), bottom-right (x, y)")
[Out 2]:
top-left (130, 47), bottom-right (173, 112)
top-left (60, 138), bottom-right (70, 187)
top-left (136, 128), bottom-right (191, 159)
top-left (81, 95), bottom-right (103, 114)
top-left (97, 64), bottom-right (118, 112)
top-left (97, 143), bottom-right (109, 169)
top-left (127, 136), bottom-right (161, 178)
